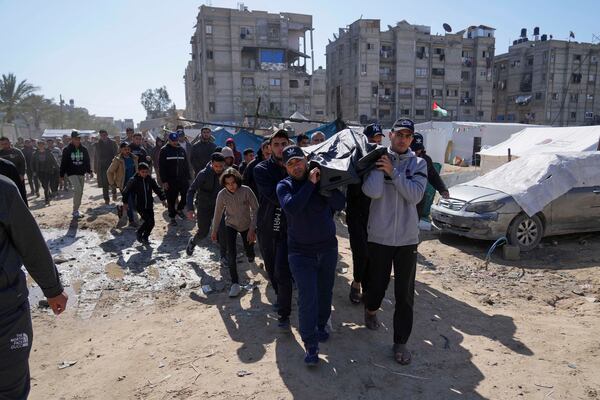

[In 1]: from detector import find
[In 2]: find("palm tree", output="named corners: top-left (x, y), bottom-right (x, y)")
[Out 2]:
top-left (20, 94), bottom-right (53, 133)
top-left (0, 73), bottom-right (39, 123)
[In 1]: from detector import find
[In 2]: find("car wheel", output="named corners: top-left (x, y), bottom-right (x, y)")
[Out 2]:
top-left (507, 213), bottom-right (544, 252)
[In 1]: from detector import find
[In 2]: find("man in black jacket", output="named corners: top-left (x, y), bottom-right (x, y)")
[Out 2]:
top-left (0, 158), bottom-right (27, 204)
top-left (254, 130), bottom-right (293, 330)
top-left (242, 138), bottom-right (271, 197)
top-left (411, 133), bottom-right (449, 218)
top-left (95, 129), bottom-right (118, 204)
top-left (31, 140), bottom-right (60, 205)
top-left (22, 139), bottom-right (38, 197)
top-left (185, 152), bottom-right (226, 256)
top-left (122, 163), bottom-right (167, 244)
top-left (0, 175), bottom-right (68, 399)
top-left (159, 132), bottom-right (191, 226)
top-left (59, 130), bottom-right (93, 219)
top-left (190, 126), bottom-right (217, 176)
top-left (0, 137), bottom-right (26, 182)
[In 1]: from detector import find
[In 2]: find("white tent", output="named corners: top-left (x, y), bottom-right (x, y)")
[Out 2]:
top-left (414, 121), bottom-right (543, 165)
top-left (479, 125), bottom-right (600, 173)
top-left (41, 129), bottom-right (97, 138)
top-left (278, 112), bottom-right (320, 136)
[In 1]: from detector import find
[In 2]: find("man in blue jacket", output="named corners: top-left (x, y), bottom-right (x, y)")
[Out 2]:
top-left (277, 145), bottom-right (345, 366)
top-left (362, 118), bottom-right (427, 366)
top-left (254, 130), bottom-right (292, 329)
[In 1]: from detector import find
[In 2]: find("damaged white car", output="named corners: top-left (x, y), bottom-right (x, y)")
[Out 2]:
top-left (431, 152), bottom-right (600, 251)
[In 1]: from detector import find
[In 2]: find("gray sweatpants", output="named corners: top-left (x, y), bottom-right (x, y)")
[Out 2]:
top-left (0, 301), bottom-right (33, 399)
top-left (69, 175), bottom-right (85, 212)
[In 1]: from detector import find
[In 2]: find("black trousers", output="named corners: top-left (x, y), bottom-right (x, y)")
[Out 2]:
top-left (138, 208), bottom-right (155, 238)
top-left (26, 170), bottom-right (38, 195)
top-left (37, 172), bottom-right (53, 202)
top-left (0, 301), bottom-right (33, 400)
top-left (50, 171), bottom-right (59, 193)
top-left (346, 209), bottom-right (369, 285)
top-left (257, 227), bottom-right (277, 294)
top-left (257, 226), bottom-right (291, 318)
top-left (225, 226), bottom-right (255, 284)
top-left (364, 242), bottom-right (417, 345)
top-left (193, 208), bottom-right (227, 258)
top-left (166, 181), bottom-right (189, 218)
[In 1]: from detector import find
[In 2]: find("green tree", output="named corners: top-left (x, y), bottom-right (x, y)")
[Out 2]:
top-left (0, 73), bottom-right (39, 123)
top-left (20, 94), bottom-right (53, 133)
top-left (140, 86), bottom-right (173, 119)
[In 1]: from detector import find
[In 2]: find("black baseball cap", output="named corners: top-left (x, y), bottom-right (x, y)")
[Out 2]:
top-left (391, 118), bottom-right (414, 134)
top-left (411, 132), bottom-right (425, 151)
top-left (282, 145), bottom-right (305, 165)
top-left (364, 123), bottom-right (384, 138)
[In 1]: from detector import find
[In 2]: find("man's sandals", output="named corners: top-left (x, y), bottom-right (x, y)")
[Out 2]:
top-left (393, 344), bottom-right (412, 365)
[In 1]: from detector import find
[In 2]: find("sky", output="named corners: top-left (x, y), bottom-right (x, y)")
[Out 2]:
top-left (2, 0), bottom-right (598, 124)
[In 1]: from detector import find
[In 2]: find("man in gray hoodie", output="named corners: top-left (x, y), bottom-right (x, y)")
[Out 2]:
top-left (361, 118), bottom-right (427, 366)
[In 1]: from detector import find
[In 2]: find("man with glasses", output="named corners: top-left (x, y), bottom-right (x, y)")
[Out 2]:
top-left (254, 130), bottom-right (293, 330)
top-left (361, 118), bottom-right (427, 366)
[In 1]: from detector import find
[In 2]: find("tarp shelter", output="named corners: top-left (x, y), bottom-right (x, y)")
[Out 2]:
top-left (278, 112), bottom-right (320, 136)
top-left (479, 125), bottom-right (600, 173)
top-left (212, 128), bottom-right (264, 152)
top-left (42, 129), bottom-right (97, 138)
top-left (467, 152), bottom-right (600, 216)
top-left (414, 121), bottom-right (542, 165)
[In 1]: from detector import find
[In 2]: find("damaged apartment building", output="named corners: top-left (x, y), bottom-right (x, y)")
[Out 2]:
top-left (493, 28), bottom-right (600, 126)
top-left (184, 5), bottom-right (325, 124)
top-left (326, 20), bottom-right (495, 126)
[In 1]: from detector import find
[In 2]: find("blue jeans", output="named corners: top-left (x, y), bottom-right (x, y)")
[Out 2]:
top-left (288, 246), bottom-right (337, 347)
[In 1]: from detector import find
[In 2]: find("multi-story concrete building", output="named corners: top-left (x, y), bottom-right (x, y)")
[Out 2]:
top-left (184, 5), bottom-right (316, 123)
top-left (326, 20), bottom-right (495, 126)
top-left (310, 66), bottom-right (326, 119)
top-left (493, 29), bottom-right (600, 126)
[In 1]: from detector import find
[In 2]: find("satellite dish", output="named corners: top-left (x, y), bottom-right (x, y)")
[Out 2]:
top-left (443, 23), bottom-right (452, 33)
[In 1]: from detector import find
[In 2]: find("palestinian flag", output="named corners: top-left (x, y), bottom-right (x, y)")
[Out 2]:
top-left (432, 101), bottom-right (448, 117)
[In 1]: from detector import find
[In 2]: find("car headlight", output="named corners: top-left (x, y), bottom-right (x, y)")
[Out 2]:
top-left (464, 201), bottom-right (504, 213)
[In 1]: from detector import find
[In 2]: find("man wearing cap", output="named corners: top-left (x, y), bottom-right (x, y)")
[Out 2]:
top-left (410, 133), bottom-right (450, 218)
top-left (362, 118), bottom-right (427, 365)
top-left (59, 130), bottom-right (93, 219)
top-left (159, 132), bottom-right (191, 226)
top-left (96, 129), bottom-right (118, 204)
top-left (243, 139), bottom-right (271, 197)
top-left (277, 145), bottom-right (345, 365)
top-left (190, 126), bottom-right (217, 176)
top-left (346, 123), bottom-right (384, 304)
top-left (310, 131), bottom-right (326, 145)
top-left (254, 130), bottom-right (293, 329)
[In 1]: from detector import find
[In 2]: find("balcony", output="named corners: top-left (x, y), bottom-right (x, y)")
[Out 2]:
top-left (379, 94), bottom-right (396, 103)
top-left (462, 57), bottom-right (473, 67)
top-left (461, 97), bottom-right (473, 105)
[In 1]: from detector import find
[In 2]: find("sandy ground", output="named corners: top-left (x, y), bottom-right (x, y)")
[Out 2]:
top-left (22, 179), bottom-right (600, 400)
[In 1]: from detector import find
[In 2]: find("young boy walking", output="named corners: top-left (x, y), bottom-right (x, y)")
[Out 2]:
top-left (210, 168), bottom-right (259, 298)
top-left (122, 163), bottom-right (167, 245)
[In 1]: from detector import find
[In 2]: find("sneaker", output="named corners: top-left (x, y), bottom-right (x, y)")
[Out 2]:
top-left (169, 218), bottom-right (177, 226)
top-left (228, 283), bottom-right (241, 297)
top-left (186, 238), bottom-right (195, 256)
top-left (317, 327), bottom-right (330, 343)
top-left (177, 210), bottom-right (186, 219)
top-left (278, 317), bottom-right (291, 332)
top-left (45, 199), bottom-right (50, 206)
top-left (72, 211), bottom-right (82, 219)
top-left (304, 346), bottom-right (319, 367)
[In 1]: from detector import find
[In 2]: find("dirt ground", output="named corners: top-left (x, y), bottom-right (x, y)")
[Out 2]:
top-left (24, 179), bottom-right (600, 400)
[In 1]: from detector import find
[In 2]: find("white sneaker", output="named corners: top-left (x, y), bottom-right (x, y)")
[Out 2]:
top-left (228, 283), bottom-right (241, 298)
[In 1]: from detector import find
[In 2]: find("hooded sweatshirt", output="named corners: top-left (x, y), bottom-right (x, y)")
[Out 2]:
top-left (362, 148), bottom-right (427, 247)
top-left (59, 143), bottom-right (91, 177)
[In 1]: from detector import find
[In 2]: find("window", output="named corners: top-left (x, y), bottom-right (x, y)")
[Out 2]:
top-left (315, 110), bottom-right (324, 116)
top-left (361, 64), bottom-right (367, 75)
top-left (304, 80), bottom-right (310, 86)
top-left (431, 89), bottom-right (443, 97)
top-left (415, 88), bottom-right (427, 97)
top-left (339, 69), bottom-right (343, 76)
top-left (552, 92), bottom-right (559, 100)
top-left (585, 111), bottom-right (594, 119)
top-left (242, 77), bottom-right (254, 87)
top-left (587, 94), bottom-right (594, 100)
top-left (432, 68), bottom-right (445, 77)
top-left (289, 80), bottom-right (299, 88)
top-left (589, 74), bottom-right (596, 83)
top-left (482, 51), bottom-right (487, 58)
top-left (398, 87), bottom-right (412, 97)
top-left (401, 108), bottom-right (410, 116)
top-left (209, 102), bottom-right (215, 113)
top-left (268, 23), bottom-right (280, 40)
top-left (416, 46), bottom-right (427, 59)
top-left (478, 111), bottom-right (484, 117)
top-left (535, 92), bottom-right (543, 100)
top-left (574, 54), bottom-right (582, 62)
top-left (206, 24), bottom-right (213, 35)
top-left (240, 26), bottom-right (252, 38)
top-left (269, 78), bottom-right (281, 86)
top-left (415, 68), bottom-right (427, 77)
top-left (571, 111), bottom-right (577, 119)
top-left (541, 73), bottom-right (546, 82)
top-left (499, 63), bottom-right (507, 70)
top-left (550, 73), bottom-right (554, 81)
top-left (463, 108), bottom-right (471, 115)
top-left (527, 57), bottom-right (534, 66)
top-left (208, 77), bottom-right (215, 85)
top-left (570, 93), bottom-right (579, 103)
top-left (415, 109), bottom-right (425, 116)
top-left (461, 71), bottom-right (470, 81)
top-left (446, 89), bottom-right (458, 97)
top-left (367, 43), bottom-right (373, 50)
top-left (371, 86), bottom-right (378, 95)
top-left (572, 73), bottom-right (582, 83)
top-left (480, 71), bottom-right (487, 77)
top-left (207, 50), bottom-right (214, 60)
top-left (511, 60), bottom-right (520, 68)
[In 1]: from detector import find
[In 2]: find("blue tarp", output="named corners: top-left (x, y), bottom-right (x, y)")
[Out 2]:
top-left (260, 49), bottom-right (284, 64)
top-left (305, 121), bottom-right (339, 139)
top-left (212, 128), bottom-right (264, 151)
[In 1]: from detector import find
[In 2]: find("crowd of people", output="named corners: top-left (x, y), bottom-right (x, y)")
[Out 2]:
top-left (0, 117), bottom-right (453, 397)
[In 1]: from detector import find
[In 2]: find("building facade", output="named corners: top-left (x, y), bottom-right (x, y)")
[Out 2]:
top-left (493, 32), bottom-right (600, 126)
top-left (326, 20), bottom-right (495, 126)
top-left (184, 5), bottom-right (316, 123)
